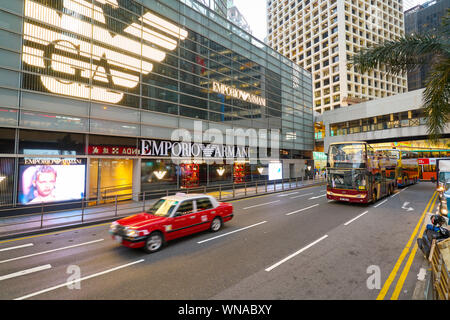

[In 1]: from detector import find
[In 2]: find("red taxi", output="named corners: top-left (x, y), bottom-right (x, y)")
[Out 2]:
top-left (109, 193), bottom-right (233, 253)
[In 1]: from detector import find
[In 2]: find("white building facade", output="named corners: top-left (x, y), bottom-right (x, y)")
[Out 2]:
top-left (267, 0), bottom-right (409, 114)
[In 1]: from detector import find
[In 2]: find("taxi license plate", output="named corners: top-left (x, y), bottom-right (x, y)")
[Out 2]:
top-left (114, 235), bottom-right (122, 243)
top-left (340, 198), bottom-right (350, 201)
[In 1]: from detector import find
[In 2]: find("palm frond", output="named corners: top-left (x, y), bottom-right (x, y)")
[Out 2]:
top-left (423, 59), bottom-right (450, 141)
top-left (349, 34), bottom-right (448, 75)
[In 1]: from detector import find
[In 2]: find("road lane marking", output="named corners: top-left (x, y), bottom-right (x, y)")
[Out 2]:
top-left (197, 221), bottom-right (267, 244)
top-left (390, 193), bottom-right (438, 300)
top-left (343, 211), bottom-right (369, 226)
top-left (277, 192), bottom-right (300, 197)
top-left (308, 194), bottom-right (326, 200)
top-left (0, 243), bottom-right (34, 252)
top-left (0, 264), bottom-right (51, 281)
top-left (285, 204), bottom-right (319, 216)
top-left (373, 199), bottom-right (388, 208)
top-left (14, 259), bottom-right (144, 300)
top-left (290, 192), bottom-right (314, 199)
top-left (0, 239), bottom-right (104, 264)
top-left (390, 187), bottom-right (408, 198)
top-left (376, 191), bottom-right (437, 300)
top-left (242, 200), bottom-right (280, 210)
top-left (265, 235), bottom-right (328, 272)
top-left (228, 184), bottom-right (326, 203)
top-left (0, 223), bottom-right (110, 245)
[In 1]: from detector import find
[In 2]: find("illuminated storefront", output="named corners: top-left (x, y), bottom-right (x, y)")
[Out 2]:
top-left (0, 0), bottom-right (314, 208)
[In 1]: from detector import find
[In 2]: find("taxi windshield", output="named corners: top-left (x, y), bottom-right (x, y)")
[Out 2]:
top-left (147, 199), bottom-right (178, 217)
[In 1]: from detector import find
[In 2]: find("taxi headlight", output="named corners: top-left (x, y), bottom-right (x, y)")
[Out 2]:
top-left (109, 221), bottom-right (119, 233)
top-left (125, 228), bottom-right (139, 238)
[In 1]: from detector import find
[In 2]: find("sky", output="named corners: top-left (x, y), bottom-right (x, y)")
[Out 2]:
top-left (232, 0), bottom-right (435, 43)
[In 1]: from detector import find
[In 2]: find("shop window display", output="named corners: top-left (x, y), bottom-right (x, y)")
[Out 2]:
top-left (141, 160), bottom-right (177, 192)
top-left (233, 162), bottom-right (248, 183)
top-left (181, 163), bottom-right (200, 188)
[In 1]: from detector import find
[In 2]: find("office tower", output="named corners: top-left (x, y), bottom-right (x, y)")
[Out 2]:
top-left (227, 0), bottom-right (253, 35)
top-left (267, 0), bottom-right (409, 114)
top-left (405, 0), bottom-right (450, 90)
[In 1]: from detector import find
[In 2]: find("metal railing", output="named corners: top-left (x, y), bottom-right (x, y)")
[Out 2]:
top-left (429, 238), bottom-right (450, 300)
top-left (0, 176), bottom-right (326, 237)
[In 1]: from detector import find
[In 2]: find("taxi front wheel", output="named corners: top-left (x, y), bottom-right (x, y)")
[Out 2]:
top-left (143, 232), bottom-right (164, 253)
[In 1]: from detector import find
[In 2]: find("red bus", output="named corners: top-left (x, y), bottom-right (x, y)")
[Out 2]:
top-left (413, 149), bottom-right (450, 182)
top-left (326, 142), bottom-right (397, 203)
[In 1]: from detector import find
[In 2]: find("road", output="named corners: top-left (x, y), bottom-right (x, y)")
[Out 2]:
top-left (0, 182), bottom-right (436, 300)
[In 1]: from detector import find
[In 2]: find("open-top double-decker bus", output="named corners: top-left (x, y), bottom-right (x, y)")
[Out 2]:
top-left (326, 142), bottom-right (398, 204)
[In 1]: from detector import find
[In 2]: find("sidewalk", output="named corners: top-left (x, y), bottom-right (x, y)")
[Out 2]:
top-left (412, 193), bottom-right (449, 300)
top-left (0, 178), bottom-right (326, 240)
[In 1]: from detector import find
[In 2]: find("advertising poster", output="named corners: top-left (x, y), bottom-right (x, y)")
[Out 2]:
top-left (268, 162), bottom-right (282, 181)
top-left (18, 162), bottom-right (86, 205)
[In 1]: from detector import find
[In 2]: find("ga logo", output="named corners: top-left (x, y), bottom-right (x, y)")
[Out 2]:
top-left (22, 0), bottom-right (188, 104)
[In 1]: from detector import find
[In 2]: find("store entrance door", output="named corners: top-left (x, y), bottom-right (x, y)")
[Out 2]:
top-left (89, 159), bottom-right (134, 204)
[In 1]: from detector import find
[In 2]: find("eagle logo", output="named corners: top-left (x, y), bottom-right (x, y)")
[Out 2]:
top-left (22, 0), bottom-right (188, 104)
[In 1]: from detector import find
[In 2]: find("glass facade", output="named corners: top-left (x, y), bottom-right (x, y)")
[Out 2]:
top-left (329, 110), bottom-right (426, 138)
top-left (0, 0), bottom-right (314, 207)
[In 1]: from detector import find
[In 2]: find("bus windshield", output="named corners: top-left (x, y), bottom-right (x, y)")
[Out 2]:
top-left (328, 143), bottom-right (366, 168)
top-left (327, 169), bottom-right (367, 190)
top-left (385, 150), bottom-right (399, 160)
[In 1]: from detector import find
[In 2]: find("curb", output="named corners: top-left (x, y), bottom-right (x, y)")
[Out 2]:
top-left (0, 181), bottom-right (326, 242)
top-left (412, 259), bottom-right (431, 300)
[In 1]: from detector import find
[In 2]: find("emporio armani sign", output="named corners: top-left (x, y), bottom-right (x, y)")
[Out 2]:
top-left (141, 139), bottom-right (249, 159)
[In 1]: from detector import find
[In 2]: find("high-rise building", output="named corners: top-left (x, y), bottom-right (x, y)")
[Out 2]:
top-left (267, 0), bottom-right (409, 114)
top-left (227, 1), bottom-right (253, 35)
top-left (0, 0), bottom-right (314, 206)
top-left (405, 0), bottom-right (450, 91)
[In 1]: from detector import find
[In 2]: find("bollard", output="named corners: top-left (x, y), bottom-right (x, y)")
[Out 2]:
top-left (244, 182), bottom-right (247, 196)
top-left (255, 182), bottom-right (258, 194)
top-left (40, 202), bottom-right (44, 228)
top-left (265, 180), bottom-right (267, 193)
top-left (143, 191), bottom-right (146, 211)
top-left (233, 183), bottom-right (235, 198)
top-left (115, 195), bottom-right (118, 217)
top-left (81, 198), bottom-right (85, 223)
top-left (219, 184), bottom-right (222, 200)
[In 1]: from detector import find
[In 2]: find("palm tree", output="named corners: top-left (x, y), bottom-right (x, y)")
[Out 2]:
top-left (349, 9), bottom-right (450, 141)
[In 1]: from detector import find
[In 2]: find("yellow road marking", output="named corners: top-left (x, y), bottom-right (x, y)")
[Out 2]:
top-left (389, 192), bottom-right (438, 300)
top-left (376, 191), bottom-right (437, 300)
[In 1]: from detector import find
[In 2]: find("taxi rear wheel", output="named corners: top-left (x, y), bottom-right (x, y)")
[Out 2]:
top-left (143, 232), bottom-right (164, 253)
top-left (210, 217), bottom-right (222, 232)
